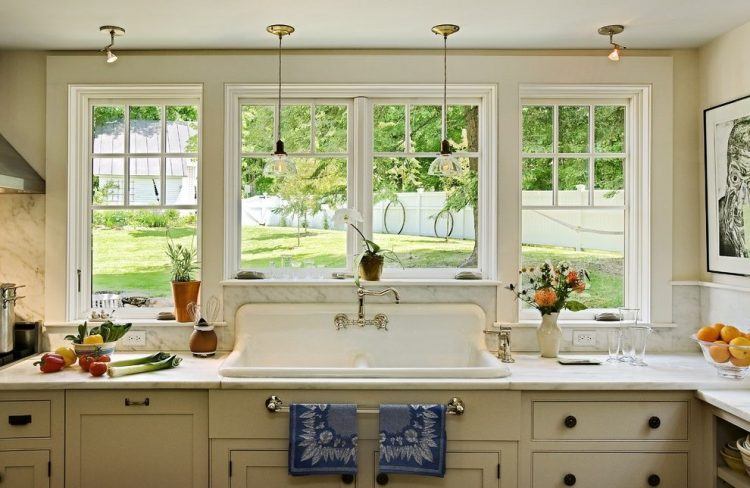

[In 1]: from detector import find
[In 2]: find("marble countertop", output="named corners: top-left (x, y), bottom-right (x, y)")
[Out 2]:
top-left (696, 390), bottom-right (750, 425)
top-left (1, 352), bottom-right (748, 391)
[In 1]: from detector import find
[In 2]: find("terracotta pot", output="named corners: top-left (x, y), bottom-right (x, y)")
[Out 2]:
top-left (171, 280), bottom-right (201, 322)
top-left (358, 254), bottom-right (384, 281)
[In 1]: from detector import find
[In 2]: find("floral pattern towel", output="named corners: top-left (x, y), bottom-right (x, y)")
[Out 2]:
top-left (378, 404), bottom-right (447, 477)
top-left (288, 403), bottom-right (358, 476)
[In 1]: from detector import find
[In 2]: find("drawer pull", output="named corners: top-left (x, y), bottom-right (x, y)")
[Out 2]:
top-left (564, 415), bottom-right (577, 428)
top-left (648, 416), bottom-right (661, 429)
top-left (648, 474), bottom-right (661, 486)
top-left (341, 474), bottom-right (355, 484)
top-left (124, 398), bottom-right (150, 407)
top-left (376, 473), bottom-right (389, 485)
top-left (8, 414), bottom-right (32, 426)
top-left (563, 473), bottom-right (576, 486)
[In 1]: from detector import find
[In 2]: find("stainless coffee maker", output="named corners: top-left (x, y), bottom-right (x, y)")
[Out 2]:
top-left (1, 283), bottom-right (24, 353)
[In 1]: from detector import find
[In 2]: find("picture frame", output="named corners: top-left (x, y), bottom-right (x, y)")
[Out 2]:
top-left (704, 94), bottom-right (750, 276)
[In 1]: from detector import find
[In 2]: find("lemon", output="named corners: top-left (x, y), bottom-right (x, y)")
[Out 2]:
top-left (729, 337), bottom-right (750, 360)
top-left (54, 347), bottom-right (76, 367)
top-left (83, 334), bottom-right (104, 345)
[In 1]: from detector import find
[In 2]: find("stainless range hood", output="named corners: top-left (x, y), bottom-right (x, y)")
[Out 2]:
top-left (0, 133), bottom-right (45, 194)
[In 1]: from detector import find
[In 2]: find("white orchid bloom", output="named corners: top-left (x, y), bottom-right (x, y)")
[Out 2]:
top-left (332, 208), bottom-right (363, 227)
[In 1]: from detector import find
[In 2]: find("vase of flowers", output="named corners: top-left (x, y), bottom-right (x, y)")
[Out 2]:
top-left (506, 261), bottom-right (588, 358)
top-left (333, 208), bottom-right (401, 283)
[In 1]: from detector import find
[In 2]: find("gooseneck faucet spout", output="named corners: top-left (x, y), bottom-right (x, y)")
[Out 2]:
top-left (334, 286), bottom-right (400, 331)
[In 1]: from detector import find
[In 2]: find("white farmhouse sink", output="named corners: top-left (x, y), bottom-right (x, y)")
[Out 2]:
top-left (219, 303), bottom-right (510, 379)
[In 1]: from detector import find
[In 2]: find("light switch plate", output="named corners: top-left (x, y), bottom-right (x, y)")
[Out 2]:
top-left (572, 330), bottom-right (596, 347)
top-left (121, 330), bottom-right (147, 347)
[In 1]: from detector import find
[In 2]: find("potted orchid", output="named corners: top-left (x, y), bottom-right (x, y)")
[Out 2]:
top-left (506, 261), bottom-right (588, 358)
top-left (333, 208), bottom-right (402, 283)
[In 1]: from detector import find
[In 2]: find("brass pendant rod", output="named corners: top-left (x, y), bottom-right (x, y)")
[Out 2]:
top-left (276, 34), bottom-right (282, 146)
top-left (442, 33), bottom-right (447, 143)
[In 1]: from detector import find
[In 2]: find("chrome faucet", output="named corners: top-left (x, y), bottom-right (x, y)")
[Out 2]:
top-left (334, 286), bottom-right (400, 331)
top-left (485, 325), bottom-right (515, 363)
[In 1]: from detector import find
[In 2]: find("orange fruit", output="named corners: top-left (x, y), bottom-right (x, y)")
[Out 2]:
top-left (721, 325), bottom-right (742, 342)
top-left (729, 337), bottom-right (750, 359)
top-left (709, 341), bottom-right (731, 363)
top-left (730, 355), bottom-right (750, 367)
top-left (696, 326), bottom-right (720, 342)
top-left (711, 323), bottom-right (727, 332)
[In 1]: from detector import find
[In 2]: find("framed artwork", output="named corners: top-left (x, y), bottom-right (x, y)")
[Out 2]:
top-left (705, 94), bottom-right (750, 276)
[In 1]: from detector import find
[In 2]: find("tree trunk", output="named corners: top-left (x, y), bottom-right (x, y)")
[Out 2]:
top-left (296, 213), bottom-right (301, 247)
top-left (461, 106), bottom-right (480, 268)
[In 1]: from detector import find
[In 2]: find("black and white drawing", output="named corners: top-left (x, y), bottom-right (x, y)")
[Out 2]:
top-left (705, 95), bottom-right (750, 275)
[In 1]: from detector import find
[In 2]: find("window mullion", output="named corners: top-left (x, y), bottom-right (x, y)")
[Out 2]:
top-left (160, 105), bottom-right (167, 207)
top-left (588, 105), bottom-right (595, 206)
top-left (552, 105), bottom-right (559, 206)
top-left (124, 105), bottom-right (130, 206)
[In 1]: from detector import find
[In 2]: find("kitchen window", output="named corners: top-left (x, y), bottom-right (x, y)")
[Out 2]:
top-left (519, 86), bottom-right (650, 321)
top-left (225, 85), bottom-right (496, 280)
top-left (68, 85), bottom-right (202, 320)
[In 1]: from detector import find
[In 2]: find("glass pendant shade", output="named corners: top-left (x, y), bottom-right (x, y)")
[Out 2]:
top-left (106, 49), bottom-right (118, 63)
top-left (263, 140), bottom-right (296, 176)
top-left (608, 45), bottom-right (620, 61)
top-left (429, 151), bottom-right (463, 177)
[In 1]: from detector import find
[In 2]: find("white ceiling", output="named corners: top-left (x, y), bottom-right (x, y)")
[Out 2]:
top-left (1, 0), bottom-right (749, 50)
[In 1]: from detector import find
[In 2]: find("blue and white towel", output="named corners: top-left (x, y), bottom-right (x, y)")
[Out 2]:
top-left (378, 404), bottom-right (447, 477)
top-left (288, 403), bottom-right (358, 476)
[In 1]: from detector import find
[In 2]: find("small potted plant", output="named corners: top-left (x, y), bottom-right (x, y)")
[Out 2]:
top-left (166, 240), bottom-right (199, 322)
top-left (506, 261), bottom-right (588, 358)
top-left (333, 208), bottom-right (401, 282)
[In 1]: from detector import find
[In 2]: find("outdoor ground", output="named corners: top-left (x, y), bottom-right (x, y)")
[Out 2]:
top-left (93, 225), bottom-right (623, 308)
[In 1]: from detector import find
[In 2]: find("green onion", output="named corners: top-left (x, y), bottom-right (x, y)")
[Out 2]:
top-left (108, 352), bottom-right (171, 367)
top-left (107, 355), bottom-right (182, 378)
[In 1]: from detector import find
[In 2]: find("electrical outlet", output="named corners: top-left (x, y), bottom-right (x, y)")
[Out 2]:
top-left (121, 330), bottom-right (147, 347)
top-left (572, 330), bottom-right (596, 347)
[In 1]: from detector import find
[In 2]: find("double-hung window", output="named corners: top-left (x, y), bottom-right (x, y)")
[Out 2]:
top-left (519, 86), bottom-right (650, 321)
top-left (225, 85), bottom-right (496, 280)
top-left (69, 85), bottom-right (202, 320)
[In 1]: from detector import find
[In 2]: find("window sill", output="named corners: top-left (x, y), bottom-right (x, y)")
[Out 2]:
top-left (45, 319), bottom-right (228, 328)
top-left (497, 320), bottom-right (677, 329)
top-left (221, 278), bottom-right (502, 287)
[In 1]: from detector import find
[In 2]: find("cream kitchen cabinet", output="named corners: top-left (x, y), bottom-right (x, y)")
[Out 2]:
top-left (369, 451), bottom-right (501, 487)
top-left (65, 390), bottom-right (209, 488)
top-left (0, 450), bottom-right (49, 488)
top-left (229, 450), bottom-right (357, 487)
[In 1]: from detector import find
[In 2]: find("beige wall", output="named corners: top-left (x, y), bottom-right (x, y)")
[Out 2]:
top-left (699, 21), bottom-right (750, 288)
top-left (41, 50), bottom-right (691, 325)
top-left (0, 51), bottom-right (46, 321)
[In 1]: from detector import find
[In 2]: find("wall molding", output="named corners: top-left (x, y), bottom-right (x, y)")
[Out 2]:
top-left (671, 280), bottom-right (750, 294)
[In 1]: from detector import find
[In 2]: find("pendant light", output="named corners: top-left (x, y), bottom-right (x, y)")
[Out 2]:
top-left (99, 26), bottom-right (125, 64)
top-left (263, 24), bottom-right (296, 176)
top-left (428, 24), bottom-right (464, 177)
top-left (598, 25), bottom-right (625, 62)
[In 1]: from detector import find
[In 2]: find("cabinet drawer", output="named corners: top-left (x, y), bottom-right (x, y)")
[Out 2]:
top-left (0, 401), bottom-right (51, 439)
top-left (532, 452), bottom-right (687, 488)
top-left (532, 401), bottom-right (688, 441)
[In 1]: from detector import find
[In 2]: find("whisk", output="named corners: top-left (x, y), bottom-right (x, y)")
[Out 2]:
top-left (187, 296), bottom-right (220, 326)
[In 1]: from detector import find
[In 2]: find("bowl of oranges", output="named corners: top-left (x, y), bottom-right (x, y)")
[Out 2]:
top-left (693, 323), bottom-right (750, 379)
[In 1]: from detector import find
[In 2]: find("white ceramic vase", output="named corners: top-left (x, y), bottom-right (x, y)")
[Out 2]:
top-left (537, 312), bottom-right (561, 358)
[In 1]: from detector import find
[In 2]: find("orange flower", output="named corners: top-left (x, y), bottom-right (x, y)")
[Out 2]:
top-left (534, 288), bottom-right (557, 307)
top-left (574, 281), bottom-right (586, 293)
top-left (566, 271), bottom-right (578, 284)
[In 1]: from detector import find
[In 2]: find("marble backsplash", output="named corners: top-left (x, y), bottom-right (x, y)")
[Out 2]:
top-left (0, 194), bottom-right (44, 322)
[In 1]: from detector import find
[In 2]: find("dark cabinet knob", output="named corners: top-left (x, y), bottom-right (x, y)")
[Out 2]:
top-left (648, 474), bottom-right (661, 486)
top-left (564, 473), bottom-right (577, 486)
top-left (341, 474), bottom-right (355, 484)
top-left (564, 415), bottom-right (577, 428)
top-left (8, 415), bottom-right (32, 426)
top-left (648, 416), bottom-right (661, 429)
top-left (376, 473), bottom-right (389, 485)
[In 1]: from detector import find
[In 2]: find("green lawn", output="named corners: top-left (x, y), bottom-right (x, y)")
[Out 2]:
top-left (93, 225), bottom-right (623, 308)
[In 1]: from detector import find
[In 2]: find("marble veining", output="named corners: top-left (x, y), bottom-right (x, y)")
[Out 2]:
top-left (0, 194), bottom-right (44, 322)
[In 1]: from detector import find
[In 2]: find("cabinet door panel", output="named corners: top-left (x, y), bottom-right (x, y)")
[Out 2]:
top-left (532, 452), bottom-right (687, 488)
top-left (0, 450), bottom-right (49, 488)
top-left (231, 450), bottom-right (354, 487)
top-left (372, 451), bottom-right (499, 488)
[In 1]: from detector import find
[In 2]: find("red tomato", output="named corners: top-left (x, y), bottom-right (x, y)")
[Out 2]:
top-left (34, 353), bottom-right (65, 373)
top-left (89, 362), bottom-right (108, 377)
top-left (79, 356), bottom-right (95, 372)
top-left (93, 355), bottom-right (111, 363)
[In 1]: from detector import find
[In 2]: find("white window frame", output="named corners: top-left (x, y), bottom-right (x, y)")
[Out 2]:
top-left (224, 84), bottom-right (497, 280)
top-left (518, 85), bottom-right (651, 322)
top-left (67, 84), bottom-right (203, 321)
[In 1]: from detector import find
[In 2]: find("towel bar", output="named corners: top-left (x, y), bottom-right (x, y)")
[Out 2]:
top-left (264, 395), bottom-right (465, 415)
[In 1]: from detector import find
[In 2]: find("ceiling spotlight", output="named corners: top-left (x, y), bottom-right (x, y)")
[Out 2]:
top-left (99, 25), bottom-right (125, 64)
top-left (598, 25), bottom-right (625, 62)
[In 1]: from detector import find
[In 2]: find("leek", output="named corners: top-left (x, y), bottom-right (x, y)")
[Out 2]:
top-left (108, 352), bottom-right (171, 367)
top-left (107, 354), bottom-right (182, 377)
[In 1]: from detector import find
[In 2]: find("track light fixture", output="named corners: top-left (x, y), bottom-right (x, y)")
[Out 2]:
top-left (99, 25), bottom-right (125, 63)
top-left (598, 25), bottom-right (625, 61)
